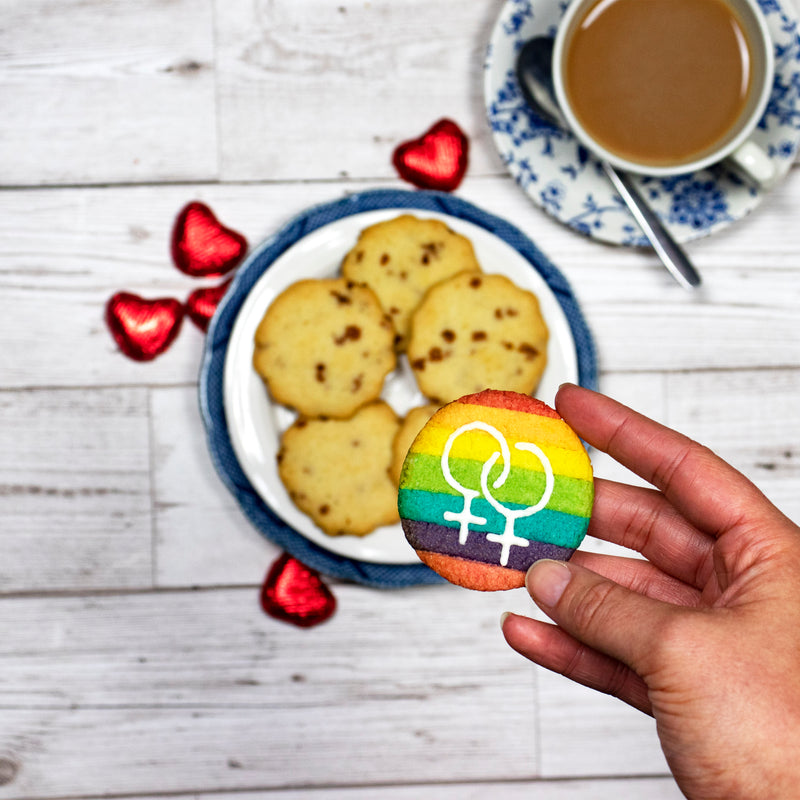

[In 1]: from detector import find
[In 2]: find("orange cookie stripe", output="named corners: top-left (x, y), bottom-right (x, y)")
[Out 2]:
top-left (416, 551), bottom-right (527, 591)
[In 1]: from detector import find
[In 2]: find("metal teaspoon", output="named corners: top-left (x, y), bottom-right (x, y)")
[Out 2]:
top-left (516, 37), bottom-right (702, 290)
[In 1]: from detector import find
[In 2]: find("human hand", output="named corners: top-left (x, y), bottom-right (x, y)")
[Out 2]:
top-left (501, 383), bottom-right (800, 800)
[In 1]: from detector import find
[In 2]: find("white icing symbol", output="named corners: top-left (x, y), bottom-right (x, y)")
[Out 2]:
top-left (441, 422), bottom-right (554, 567)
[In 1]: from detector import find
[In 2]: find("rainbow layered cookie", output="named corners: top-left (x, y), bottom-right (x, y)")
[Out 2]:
top-left (398, 389), bottom-right (594, 591)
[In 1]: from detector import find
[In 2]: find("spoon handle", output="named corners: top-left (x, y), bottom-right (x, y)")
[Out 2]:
top-left (601, 161), bottom-right (702, 290)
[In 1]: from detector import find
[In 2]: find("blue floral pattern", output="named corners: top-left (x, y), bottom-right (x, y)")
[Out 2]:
top-left (484, 0), bottom-right (800, 245)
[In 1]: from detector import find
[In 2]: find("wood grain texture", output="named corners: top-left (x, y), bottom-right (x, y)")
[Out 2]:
top-left (0, 388), bottom-right (152, 592)
top-left (0, 0), bottom-right (218, 186)
top-left (1, 0), bottom-right (799, 796)
top-left (215, 0), bottom-right (506, 182)
top-left (112, 778), bottom-right (685, 799)
top-left (0, 586), bottom-right (539, 797)
top-left (2, 174), bottom-right (799, 391)
top-left (538, 668), bottom-right (667, 778)
top-left (151, 386), bottom-right (274, 588)
top-left (667, 369), bottom-right (800, 517)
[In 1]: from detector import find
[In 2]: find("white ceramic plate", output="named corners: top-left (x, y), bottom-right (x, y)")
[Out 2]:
top-left (484, 0), bottom-right (800, 245)
top-left (223, 208), bottom-right (580, 565)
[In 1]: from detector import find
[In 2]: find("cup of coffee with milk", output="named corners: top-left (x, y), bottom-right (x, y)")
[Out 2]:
top-left (552, 0), bottom-right (775, 186)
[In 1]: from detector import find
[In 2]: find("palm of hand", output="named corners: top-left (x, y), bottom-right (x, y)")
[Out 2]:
top-left (502, 385), bottom-right (800, 800)
top-left (641, 510), bottom-right (800, 800)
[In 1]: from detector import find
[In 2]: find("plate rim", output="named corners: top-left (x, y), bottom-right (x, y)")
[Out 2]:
top-left (199, 188), bottom-right (597, 587)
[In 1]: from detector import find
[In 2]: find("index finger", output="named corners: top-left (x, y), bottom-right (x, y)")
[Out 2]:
top-left (555, 384), bottom-right (766, 537)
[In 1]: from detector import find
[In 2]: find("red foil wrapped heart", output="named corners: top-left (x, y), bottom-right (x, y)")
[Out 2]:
top-left (171, 201), bottom-right (247, 278)
top-left (392, 118), bottom-right (469, 192)
top-left (105, 292), bottom-right (184, 361)
top-left (260, 553), bottom-right (337, 628)
top-left (185, 279), bottom-right (232, 332)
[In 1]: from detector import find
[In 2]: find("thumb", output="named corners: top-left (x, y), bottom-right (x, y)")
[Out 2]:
top-left (527, 559), bottom-right (677, 673)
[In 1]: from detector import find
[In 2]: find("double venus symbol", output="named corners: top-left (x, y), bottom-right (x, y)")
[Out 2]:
top-left (441, 422), bottom-right (554, 567)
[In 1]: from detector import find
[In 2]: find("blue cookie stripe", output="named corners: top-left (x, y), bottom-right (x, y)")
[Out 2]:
top-left (398, 487), bottom-right (589, 550)
top-left (402, 519), bottom-right (574, 572)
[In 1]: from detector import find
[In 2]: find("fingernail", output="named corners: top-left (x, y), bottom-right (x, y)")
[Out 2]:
top-left (556, 381), bottom-right (577, 397)
top-left (500, 611), bottom-right (512, 628)
top-left (527, 560), bottom-right (572, 607)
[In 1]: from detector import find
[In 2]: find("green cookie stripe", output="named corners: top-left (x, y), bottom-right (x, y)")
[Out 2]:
top-left (401, 451), bottom-right (593, 516)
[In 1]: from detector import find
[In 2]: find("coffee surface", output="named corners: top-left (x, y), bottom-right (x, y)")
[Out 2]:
top-left (564, 0), bottom-right (753, 167)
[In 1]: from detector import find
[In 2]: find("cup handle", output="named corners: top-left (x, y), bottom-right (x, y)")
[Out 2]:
top-left (727, 140), bottom-right (776, 189)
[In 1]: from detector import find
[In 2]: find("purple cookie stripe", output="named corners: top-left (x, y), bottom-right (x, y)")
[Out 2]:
top-left (401, 518), bottom-right (574, 572)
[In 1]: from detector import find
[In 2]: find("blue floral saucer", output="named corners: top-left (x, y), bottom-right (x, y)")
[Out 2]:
top-left (484, 0), bottom-right (800, 246)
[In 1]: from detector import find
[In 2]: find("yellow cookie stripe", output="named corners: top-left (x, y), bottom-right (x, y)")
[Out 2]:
top-left (411, 427), bottom-right (592, 482)
top-left (426, 402), bottom-right (581, 451)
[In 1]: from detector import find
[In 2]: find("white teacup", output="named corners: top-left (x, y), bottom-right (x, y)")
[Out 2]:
top-left (552, 0), bottom-right (776, 186)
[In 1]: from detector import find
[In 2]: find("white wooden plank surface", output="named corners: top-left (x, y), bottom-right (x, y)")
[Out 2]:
top-left (0, 586), bottom-right (540, 797)
top-left (0, 387), bottom-right (152, 592)
top-left (2, 174), bottom-right (799, 392)
top-left (118, 778), bottom-right (686, 800)
top-left (667, 369), bottom-right (800, 518)
top-left (152, 386), bottom-right (274, 588)
top-left (1, 0), bottom-right (799, 797)
top-left (215, 0), bottom-right (506, 183)
top-left (0, 0), bottom-right (218, 186)
top-left (538, 668), bottom-right (668, 779)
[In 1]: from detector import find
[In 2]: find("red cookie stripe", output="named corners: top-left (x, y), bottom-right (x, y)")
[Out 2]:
top-left (457, 389), bottom-right (560, 418)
